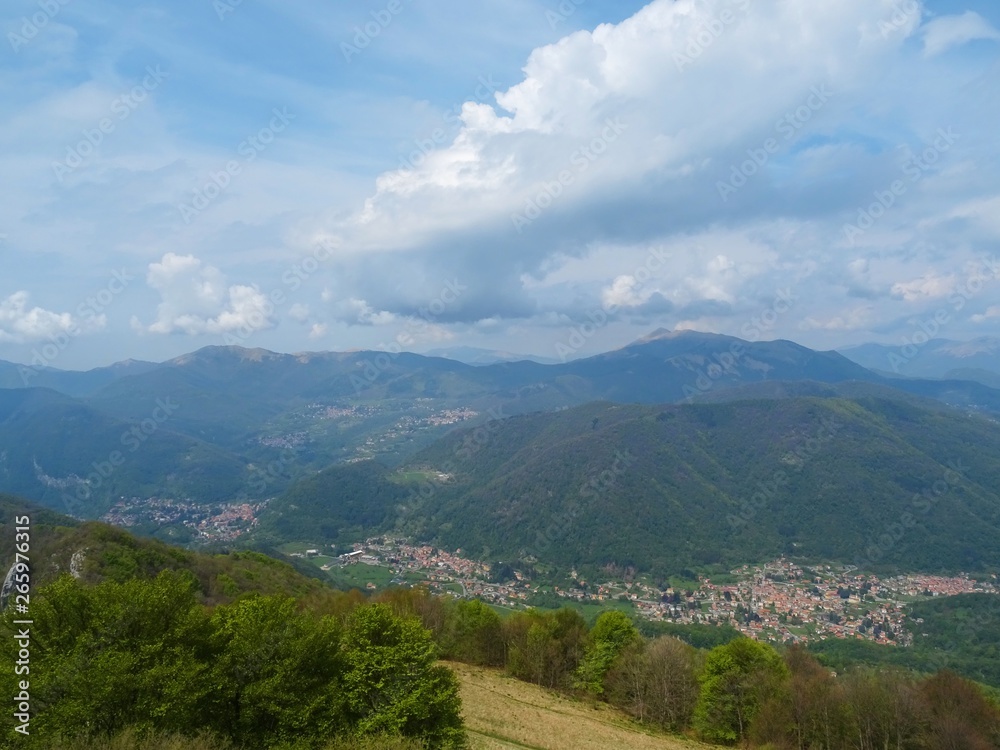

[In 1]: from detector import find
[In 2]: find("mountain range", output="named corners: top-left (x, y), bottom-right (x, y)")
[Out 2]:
top-left (1, 329), bottom-right (999, 577)
top-left (391, 393), bottom-right (1000, 576)
top-left (840, 336), bottom-right (1000, 386)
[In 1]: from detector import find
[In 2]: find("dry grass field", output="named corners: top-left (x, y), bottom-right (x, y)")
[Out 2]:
top-left (448, 662), bottom-right (710, 750)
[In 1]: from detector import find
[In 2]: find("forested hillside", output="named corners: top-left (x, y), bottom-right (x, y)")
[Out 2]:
top-left (400, 395), bottom-right (1000, 575)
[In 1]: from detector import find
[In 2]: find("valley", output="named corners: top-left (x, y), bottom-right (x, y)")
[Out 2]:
top-left (284, 535), bottom-right (999, 650)
top-left (4, 329), bottom-right (1000, 743)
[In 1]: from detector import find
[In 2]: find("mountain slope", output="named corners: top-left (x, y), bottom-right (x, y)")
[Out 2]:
top-left (0, 494), bottom-right (336, 602)
top-left (254, 460), bottom-right (410, 545)
top-left (0, 389), bottom-right (248, 515)
top-left (399, 396), bottom-right (1000, 575)
top-left (841, 337), bottom-right (1000, 380)
top-left (0, 357), bottom-right (159, 396)
top-left (82, 333), bottom-right (1000, 443)
top-left (452, 661), bottom-right (705, 750)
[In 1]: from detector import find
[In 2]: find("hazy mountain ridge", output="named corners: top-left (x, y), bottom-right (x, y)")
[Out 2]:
top-left (3, 330), bottom-right (1000, 524)
top-left (841, 336), bottom-right (1000, 382)
top-left (0, 388), bottom-right (249, 516)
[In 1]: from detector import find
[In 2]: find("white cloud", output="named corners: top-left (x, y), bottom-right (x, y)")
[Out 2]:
top-left (971, 306), bottom-right (1000, 324)
top-left (132, 253), bottom-right (275, 336)
top-left (288, 303), bottom-right (310, 322)
top-left (0, 291), bottom-right (104, 343)
top-left (602, 275), bottom-right (646, 309)
top-left (922, 11), bottom-right (1000, 57)
top-left (338, 298), bottom-right (398, 326)
top-left (801, 306), bottom-right (874, 331)
top-left (308, 323), bottom-right (328, 340)
top-left (343, 0), bottom-right (919, 254)
top-left (890, 272), bottom-right (956, 301)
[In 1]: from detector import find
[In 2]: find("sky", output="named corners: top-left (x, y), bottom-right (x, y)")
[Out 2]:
top-left (1, 0), bottom-right (999, 370)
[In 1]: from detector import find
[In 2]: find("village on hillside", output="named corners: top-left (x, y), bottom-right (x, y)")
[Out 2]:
top-left (297, 539), bottom-right (999, 646)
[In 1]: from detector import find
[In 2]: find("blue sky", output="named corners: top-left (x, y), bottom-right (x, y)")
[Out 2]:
top-left (1, 0), bottom-right (999, 369)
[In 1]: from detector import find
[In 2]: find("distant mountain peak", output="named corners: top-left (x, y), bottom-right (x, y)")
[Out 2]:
top-left (627, 328), bottom-right (733, 347)
top-left (938, 337), bottom-right (1000, 358)
top-left (169, 345), bottom-right (284, 365)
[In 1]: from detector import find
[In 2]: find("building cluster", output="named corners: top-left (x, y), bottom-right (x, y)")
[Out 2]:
top-left (353, 409), bottom-right (480, 460)
top-left (257, 432), bottom-right (308, 449)
top-left (102, 497), bottom-right (267, 542)
top-left (341, 543), bottom-right (999, 647)
top-left (339, 538), bottom-right (534, 605)
top-left (632, 560), bottom-right (996, 644)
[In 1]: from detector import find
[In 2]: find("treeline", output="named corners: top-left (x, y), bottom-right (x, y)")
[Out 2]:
top-left (376, 588), bottom-right (1000, 748)
top-left (5, 571), bottom-right (999, 749)
top-left (0, 573), bottom-right (464, 750)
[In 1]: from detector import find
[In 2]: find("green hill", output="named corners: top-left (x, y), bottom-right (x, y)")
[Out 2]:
top-left (0, 494), bottom-right (334, 603)
top-left (254, 460), bottom-right (410, 546)
top-left (0, 389), bottom-right (248, 516)
top-left (396, 395), bottom-right (1000, 576)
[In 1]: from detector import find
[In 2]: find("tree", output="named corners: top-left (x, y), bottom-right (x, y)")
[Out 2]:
top-left (784, 645), bottom-right (847, 750)
top-left (918, 670), bottom-right (1000, 750)
top-left (208, 595), bottom-right (346, 748)
top-left (9, 571), bottom-right (215, 741)
top-left (575, 609), bottom-right (641, 696)
top-left (693, 638), bottom-right (790, 744)
top-left (375, 586), bottom-right (448, 641)
top-left (842, 668), bottom-right (920, 750)
top-left (502, 608), bottom-right (587, 689)
top-left (440, 599), bottom-right (504, 667)
top-left (342, 604), bottom-right (466, 749)
top-left (606, 635), bottom-right (700, 729)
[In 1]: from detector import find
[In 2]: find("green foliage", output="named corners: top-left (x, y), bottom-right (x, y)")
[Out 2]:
top-left (502, 608), bottom-right (587, 690)
top-left (341, 604), bottom-right (465, 749)
top-left (637, 620), bottom-right (743, 650)
top-left (1, 571), bottom-right (215, 742)
top-left (0, 577), bottom-right (464, 749)
top-left (809, 592), bottom-right (1000, 689)
top-left (208, 596), bottom-right (345, 747)
top-left (401, 396), bottom-right (1000, 576)
top-left (439, 599), bottom-right (504, 667)
top-left (574, 609), bottom-right (640, 695)
top-left (693, 638), bottom-right (789, 744)
top-left (255, 462), bottom-right (409, 546)
top-left (0, 513), bottom-right (350, 608)
top-left (605, 636), bottom-right (701, 731)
